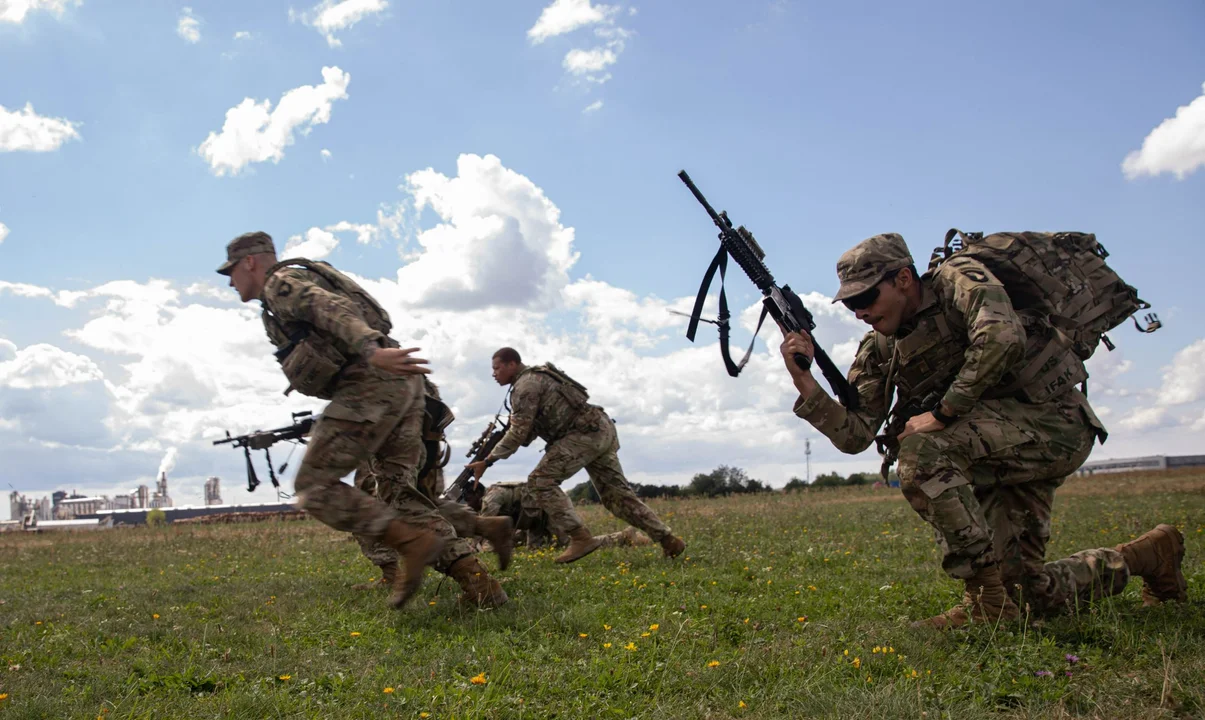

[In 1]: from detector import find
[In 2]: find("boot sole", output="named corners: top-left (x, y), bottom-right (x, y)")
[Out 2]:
top-left (555, 538), bottom-right (605, 564)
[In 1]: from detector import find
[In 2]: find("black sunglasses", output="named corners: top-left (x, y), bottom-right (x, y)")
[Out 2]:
top-left (841, 270), bottom-right (901, 312)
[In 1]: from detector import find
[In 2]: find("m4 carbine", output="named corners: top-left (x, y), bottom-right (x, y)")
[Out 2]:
top-left (442, 415), bottom-right (509, 511)
top-left (213, 410), bottom-right (316, 494)
top-left (677, 170), bottom-right (859, 410)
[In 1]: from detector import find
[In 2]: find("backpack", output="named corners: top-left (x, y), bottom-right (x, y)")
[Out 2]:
top-left (266, 258), bottom-right (393, 335)
top-left (931, 230), bottom-right (1160, 361)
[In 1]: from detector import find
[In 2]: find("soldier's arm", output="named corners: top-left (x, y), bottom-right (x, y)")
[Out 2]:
top-left (939, 259), bottom-right (1026, 415)
top-left (793, 332), bottom-right (889, 454)
top-left (265, 270), bottom-right (386, 356)
top-left (486, 377), bottom-right (539, 462)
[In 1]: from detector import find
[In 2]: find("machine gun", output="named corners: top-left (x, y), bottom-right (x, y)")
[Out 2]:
top-left (441, 415), bottom-right (509, 511)
top-left (677, 170), bottom-right (859, 410)
top-left (213, 411), bottom-right (317, 495)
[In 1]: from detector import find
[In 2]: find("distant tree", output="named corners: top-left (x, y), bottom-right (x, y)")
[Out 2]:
top-left (632, 483), bottom-right (683, 499)
top-left (688, 465), bottom-right (766, 497)
top-left (146, 508), bottom-right (167, 527)
top-left (567, 481), bottom-right (600, 504)
top-left (811, 471), bottom-right (846, 488)
top-left (783, 477), bottom-right (808, 493)
top-left (845, 472), bottom-right (878, 486)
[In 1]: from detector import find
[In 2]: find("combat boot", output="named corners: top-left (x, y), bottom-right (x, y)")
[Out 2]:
top-left (555, 527), bottom-right (604, 564)
top-left (621, 526), bottom-right (653, 547)
top-left (380, 520), bottom-right (445, 609)
top-left (448, 555), bottom-right (509, 608)
top-left (660, 534), bottom-right (686, 559)
top-left (475, 515), bottom-right (515, 571)
top-left (1115, 524), bottom-right (1188, 606)
top-left (351, 562), bottom-right (397, 590)
top-left (912, 564), bottom-right (1020, 630)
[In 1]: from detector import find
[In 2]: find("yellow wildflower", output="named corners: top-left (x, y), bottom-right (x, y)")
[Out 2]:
top-left (853, 657), bottom-right (861, 669)
top-left (640, 632), bottom-right (650, 638)
top-left (739, 701), bottom-right (747, 708)
top-left (603, 642), bottom-right (612, 648)
top-left (700, 605), bottom-right (708, 610)
top-left (625, 642), bottom-right (637, 651)
top-left (421, 713), bottom-right (430, 718)
top-left (428, 601), bottom-right (437, 606)
top-left (0, 693), bottom-right (8, 701)
top-left (278, 675), bottom-right (291, 681)
top-left (383, 687), bottom-right (394, 694)
top-left (579, 633), bottom-right (589, 638)
top-left (707, 660), bottom-right (720, 668)
top-left (873, 646), bottom-right (880, 654)
top-left (603, 624), bottom-right (612, 630)
top-left (35, 621), bottom-right (42, 625)
top-left (797, 617), bottom-right (806, 622)
top-left (649, 624), bottom-right (659, 631)
top-left (843, 649), bottom-right (849, 656)
top-left (350, 632), bottom-right (361, 637)
top-left (470, 672), bottom-right (487, 685)
top-left (808, 585), bottom-right (817, 591)
top-left (152, 614), bottom-right (160, 620)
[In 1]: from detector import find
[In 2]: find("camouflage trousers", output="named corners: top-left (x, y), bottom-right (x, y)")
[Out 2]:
top-left (527, 415), bottom-right (671, 542)
top-left (481, 483), bottom-right (552, 546)
top-left (351, 452), bottom-right (480, 573)
top-left (292, 370), bottom-right (470, 574)
top-left (896, 389), bottom-right (1128, 615)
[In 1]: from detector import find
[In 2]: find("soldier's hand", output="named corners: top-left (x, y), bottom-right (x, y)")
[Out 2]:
top-left (367, 347), bottom-right (431, 376)
top-left (466, 460), bottom-right (490, 481)
top-left (897, 411), bottom-right (946, 441)
top-left (778, 330), bottom-right (816, 382)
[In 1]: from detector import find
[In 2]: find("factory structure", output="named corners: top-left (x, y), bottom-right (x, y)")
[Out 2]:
top-left (4, 473), bottom-right (294, 531)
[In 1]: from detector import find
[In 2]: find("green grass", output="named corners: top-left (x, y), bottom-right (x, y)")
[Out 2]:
top-left (2, 471), bottom-right (1203, 719)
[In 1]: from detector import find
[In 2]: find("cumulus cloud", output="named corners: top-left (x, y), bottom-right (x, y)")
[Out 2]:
top-left (283, 227), bottom-right (340, 260)
top-left (296, 0), bottom-right (388, 48)
top-left (1155, 338), bottom-right (1205, 406)
top-left (196, 66), bottom-right (350, 176)
top-left (564, 47), bottom-right (616, 75)
top-left (1122, 82), bottom-right (1205, 180)
top-left (233, 30), bottom-right (253, 40)
top-left (320, 148), bottom-right (332, 160)
top-left (582, 100), bottom-right (603, 114)
top-left (0, 342), bottom-right (104, 389)
top-left (176, 7), bottom-right (201, 43)
top-left (0, 0), bottom-right (79, 24)
top-left (0, 222), bottom-right (8, 244)
top-left (527, 0), bottom-right (616, 43)
top-left (0, 102), bottom-right (81, 152)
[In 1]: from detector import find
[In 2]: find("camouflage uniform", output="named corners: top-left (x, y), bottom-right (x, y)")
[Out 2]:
top-left (795, 233), bottom-right (1126, 615)
top-left (485, 365), bottom-right (672, 543)
top-left (481, 481), bottom-right (650, 549)
top-left (254, 261), bottom-right (474, 574)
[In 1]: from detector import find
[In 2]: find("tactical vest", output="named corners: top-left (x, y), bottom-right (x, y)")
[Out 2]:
top-left (520, 363), bottom-right (591, 410)
top-left (261, 259), bottom-right (393, 398)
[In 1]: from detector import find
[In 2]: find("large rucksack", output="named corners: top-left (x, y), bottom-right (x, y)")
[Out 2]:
top-left (931, 230), bottom-right (1160, 362)
top-left (267, 258), bottom-right (394, 335)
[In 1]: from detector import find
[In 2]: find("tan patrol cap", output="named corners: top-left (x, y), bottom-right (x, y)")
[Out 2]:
top-left (216, 231), bottom-right (276, 275)
top-left (832, 233), bottom-right (915, 302)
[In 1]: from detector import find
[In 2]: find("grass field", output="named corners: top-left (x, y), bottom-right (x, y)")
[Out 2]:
top-left (2, 471), bottom-right (1203, 719)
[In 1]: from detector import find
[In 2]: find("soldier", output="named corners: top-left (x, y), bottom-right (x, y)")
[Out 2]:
top-left (479, 481), bottom-right (653, 550)
top-left (466, 348), bottom-right (685, 563)
top-left (780, 233), bottom-right (1187, 629)
top-left (218, 231), bottom-right (506, 609)
top-left (350, 380), bottom-right (515, 591)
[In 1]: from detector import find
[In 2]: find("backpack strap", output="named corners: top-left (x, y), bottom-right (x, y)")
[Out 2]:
top-left (687, 245), bottom-right (756, 377)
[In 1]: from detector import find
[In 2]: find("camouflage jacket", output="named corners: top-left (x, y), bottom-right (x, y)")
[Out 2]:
top-left (794, 256), bottom-right (1028, 454)
top-left (486, 365), bottom-right (599, 461)
top-left (260, 266), bottom-right (388, 361)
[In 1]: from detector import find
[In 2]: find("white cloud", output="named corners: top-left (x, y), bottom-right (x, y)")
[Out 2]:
top-left (1122, 82), bottom-right (1205, 180)
top-left (283, 227), bottom-right (340, 260)
top-left (0, 0), bottom-right (79, 24)
top-left (176, 7), bottom-right (201, 43)
top-left (0, 102), bottom-right (81, 152)
top-left (582, 100), bottom-right (603, 114)
top-left (196, 66), bottom-right (351, 176)
top-left (233, 30), bottom-right (253, 40)
top-left (0, 342), bottom-right (104, 389)
top-left (527, 0), bottom-right (617, 44)
top-left (1115, 406), bottom-right (1167, 432)
top-left (1155, 338), bottom-right (1205, 406)
top-left (297, 0), bottom-right (388, 48)
top-left (564, 47), bottom-right (617, 75)
top-left (325, 220), bottom-right (377, 245)
top-left (320, 148), bottom-right (332, 160)
top-left (0, 222), bottom-right (9, 244)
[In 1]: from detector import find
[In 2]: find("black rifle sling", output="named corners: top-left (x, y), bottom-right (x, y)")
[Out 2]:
top-left (688, 246), bottom-right (759, 377)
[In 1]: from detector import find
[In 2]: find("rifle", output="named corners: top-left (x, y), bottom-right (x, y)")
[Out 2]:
top-left (213, 411), bottom-right (317, 494)
top-left (677, 170), bottom-right (859, 410)
top-left (442, 415), bottom-right (509, 511)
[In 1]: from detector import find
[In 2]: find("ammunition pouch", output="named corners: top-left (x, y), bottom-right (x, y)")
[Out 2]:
top-left (276, 330), bottom-right (346, 399)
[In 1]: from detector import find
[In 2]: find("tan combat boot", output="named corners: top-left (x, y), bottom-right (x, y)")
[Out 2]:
top-left (380, 520), bottom-right (446, 609)
top-left (555, 526), bottom-right (604, 564)
top-left (660, 534), bottom-right (686, 559)
top-left (621, 526), bottom-right (653, 547)
top-left (475, 515), bottom-right (515, 571)
top-left (1115, 524), bottom-right (1188, 606)
top-left (351, 562), bottom-right (397, 590)
top-left (912, 564), bottom-right (1020, 630)
top-left (448, 555), bottom-right (509, 608)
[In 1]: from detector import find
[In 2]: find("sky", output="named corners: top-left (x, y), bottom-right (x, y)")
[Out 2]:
top-left (1, 0), bottom-right (1203, 517)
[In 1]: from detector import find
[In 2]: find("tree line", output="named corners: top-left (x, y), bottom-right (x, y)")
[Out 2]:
top-left (566, 465), bottom-right (893, 503)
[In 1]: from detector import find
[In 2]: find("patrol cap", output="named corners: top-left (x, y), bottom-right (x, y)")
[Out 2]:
top-left (216, 231), bottom-right (276, 275)
top-left (832, 233), bottom-right (915, 302)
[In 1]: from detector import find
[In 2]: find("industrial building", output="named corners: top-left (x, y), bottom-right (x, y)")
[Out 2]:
top-left (1076, 454), bottom-right (1205, 475)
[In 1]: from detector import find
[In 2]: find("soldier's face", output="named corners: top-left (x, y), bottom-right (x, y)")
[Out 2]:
top-left (228, 258), bottom-right (257, 302)
top-left (492, 358), bottom-right (518, 385)
top-left (851, 276), bottom-right (909, 335)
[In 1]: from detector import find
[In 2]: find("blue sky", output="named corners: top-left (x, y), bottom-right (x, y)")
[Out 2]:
top-left (2, 0), bottom-right (1204, 515)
